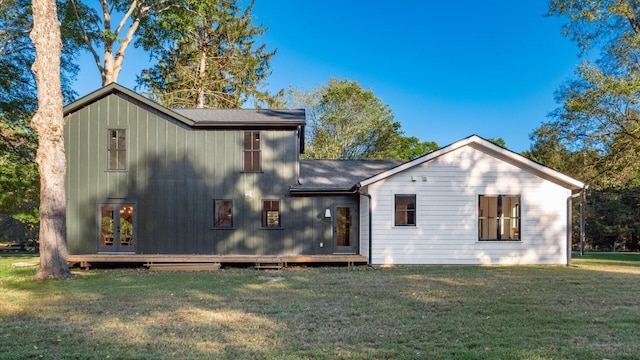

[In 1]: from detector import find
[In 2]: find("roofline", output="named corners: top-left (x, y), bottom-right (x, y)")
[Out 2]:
top-left (63, 83), bottom-right (196, 127)
top-left (63, 84), bottom-right (306, 128)
top-left (289, 187), bottom-right (356, 195)
top-left (358, 135), bottom-right (586, 191)
top-left (192, 120), bottom-right (305, 128)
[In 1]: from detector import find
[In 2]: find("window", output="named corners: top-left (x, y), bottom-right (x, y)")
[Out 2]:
top-left (107, 129), bottom-right (126, 170)
top-left (243, 131), bottom-right (261, 171)
top-left (214, 200), bottom-right (233, 228)
top-left (262, 199), bottom-right (281, 228)
top-left (478, 195), bottom-right (520, 241)
top-left (395, 194), bottom-right (416, 226)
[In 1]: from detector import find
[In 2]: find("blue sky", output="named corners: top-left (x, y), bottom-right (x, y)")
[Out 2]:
top-left (72, 1), bottom-right (583, 153)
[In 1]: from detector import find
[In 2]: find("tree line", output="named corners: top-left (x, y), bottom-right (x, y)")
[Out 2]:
top-left (2, 0), bottom-right (640, 277)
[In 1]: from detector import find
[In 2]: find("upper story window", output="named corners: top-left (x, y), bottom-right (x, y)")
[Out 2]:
top-left (243, 131), bottom-right (261, 171)
top-left (107, 129), bottom-right (126, 171)
top-left (478, 195), bottom-right (520, 241)
top-left (214, 199), bottom-right (234, 228)
top-left (395, 194), bottom-right (416, 226)
top-left (262, 199), bottom-right (281, 228)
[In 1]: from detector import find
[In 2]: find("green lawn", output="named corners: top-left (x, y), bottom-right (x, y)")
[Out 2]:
top-left (1, 255), bottom-right (639, 359)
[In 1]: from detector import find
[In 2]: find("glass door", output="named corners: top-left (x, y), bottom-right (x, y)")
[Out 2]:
top-left (334, 205), bottom-right (356, 254)
top-left (99, 204), bottom-right (135, 252)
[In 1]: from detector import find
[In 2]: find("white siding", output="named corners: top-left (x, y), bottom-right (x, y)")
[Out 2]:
top-left (368, 145), bottom-right (571, 265)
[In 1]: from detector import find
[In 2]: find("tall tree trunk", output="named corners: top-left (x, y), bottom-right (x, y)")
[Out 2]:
top-left (30, 0), bottom-right (72, 279)
top-left (196, 51), bottom-right (207, 108)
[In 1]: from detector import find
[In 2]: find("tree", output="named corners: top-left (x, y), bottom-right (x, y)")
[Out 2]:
top-left (289, 78), bottom-right (403, 160)
top-left (521, 124), bottom-right (597, 181)
top-left (1, 0), bottom-right (79, 252)
top-left (395, 136), bottom-right (439, 160)
top-left (64, 0), bottom-right (169, 85)
top-left (586, 188), bottom-right (640, 251)
top-left (545, 0), bottom-right (640, 188)
top-left (136, 0), bottom-right (278, 108)
top-left (487, 137), bottom-right (506, 148)
top-left (30, 0), bottom-right (72, 278)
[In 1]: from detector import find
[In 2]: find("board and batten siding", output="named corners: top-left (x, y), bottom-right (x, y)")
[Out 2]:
top-left (364, 144), bottom-right (572, 265)
top-left (65, 92), bottom-right (308, 255)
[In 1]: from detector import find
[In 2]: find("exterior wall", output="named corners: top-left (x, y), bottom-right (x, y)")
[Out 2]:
top-left (65, 92), bottom-right (350, 255)
top-left (366, 144), bottom-right (572, 265)
top-left (358, 193), bottom-right (370, 259)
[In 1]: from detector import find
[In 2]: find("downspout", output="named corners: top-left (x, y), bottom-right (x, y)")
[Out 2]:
top-left (356, 187), bottom-right (374, 268)
top-left (567, 184), bottom-right (588, 265)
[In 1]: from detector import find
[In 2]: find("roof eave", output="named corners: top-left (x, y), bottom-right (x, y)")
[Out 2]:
top-left (359, 135), bottom-right (586, 191)
top-left (63, 83), bottom-right (196, 127)
top-left (290, 186), bottom-right (357, 195)
top-left (193, 120), bottom-right (305, 128)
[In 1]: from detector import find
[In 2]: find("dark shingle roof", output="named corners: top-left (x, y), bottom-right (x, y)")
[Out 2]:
top-left (293, 159), bottom-right (405, 192)
top-left (173, 109), bottom-right (305, 126)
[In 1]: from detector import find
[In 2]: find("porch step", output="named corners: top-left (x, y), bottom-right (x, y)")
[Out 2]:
top-left (145, 262), bottom-right (221, 272)
top-left (254, 258), bottom-right (285, 270)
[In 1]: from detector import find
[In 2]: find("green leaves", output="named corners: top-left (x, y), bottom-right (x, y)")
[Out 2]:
top-left (136, 0), bottom-right (278, 109)
top-left (290, 78), bottom-right (414, 160)
top-left (543, 0), bottom-right (640, 188)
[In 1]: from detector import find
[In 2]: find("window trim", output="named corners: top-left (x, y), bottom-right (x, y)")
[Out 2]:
top-left (261, 199), bottom-right (282, 229)
top-left (478, 194), bottom-right (521, 241)
top-left (394, 194), bottom-right (417, 227)
top-left (107, 128), bottom-right (127, 171)
top-left (213, 199), bottom-right (234, 229)
top-left (242, 131), bottom-right (262, 172)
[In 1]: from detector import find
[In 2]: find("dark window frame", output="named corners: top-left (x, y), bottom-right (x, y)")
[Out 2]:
top-left (395, 194), bottom-right (417, 226)
top-left (243, 131), bottom-right (261, 172)
top-left (262, 199), bottom-right (281, 229)
top-left (107, 129), bottom-right (127, 171)
top-left (478, 194), bottom-right (521, 241)
top-left (213, 199), bottom-right (234, 228)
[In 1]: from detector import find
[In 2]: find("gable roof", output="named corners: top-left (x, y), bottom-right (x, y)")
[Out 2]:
top-left (173, 109), bottom-right (305, 127)
top-left (63, 83), bottom-right (305, 128)
top-left (358, 135), bottom-right (586, 191)
top-left (63, 83), bottom-right (196, 126)
top-left (291, 159), bottom-right (404, 194)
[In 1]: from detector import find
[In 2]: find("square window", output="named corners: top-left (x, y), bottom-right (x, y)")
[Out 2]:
top-left (395, 194), bottom-right (416, 226)
top-left (214, 200), bottom-right (233, 228)
top-left (478, 195), bottom-right (520, 241)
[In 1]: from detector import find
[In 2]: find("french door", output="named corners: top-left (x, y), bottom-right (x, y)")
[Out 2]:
top-left (334, 205), bottom-right (356, 254)
top-left (99, 204), bottom-right (135, 252)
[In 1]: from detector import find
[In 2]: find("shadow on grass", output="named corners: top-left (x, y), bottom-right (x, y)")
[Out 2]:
top-left (2, 259), bottom-right (640, 359)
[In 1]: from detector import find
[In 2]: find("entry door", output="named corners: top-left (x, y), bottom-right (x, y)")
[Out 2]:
top-left (334, 205), bottom-right (356, 254)
top-left (99, 204), bottom-right (135, 252)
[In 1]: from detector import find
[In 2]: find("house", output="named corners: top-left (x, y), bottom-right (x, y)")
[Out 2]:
top-left (63, 84), bottom-right (585, 266)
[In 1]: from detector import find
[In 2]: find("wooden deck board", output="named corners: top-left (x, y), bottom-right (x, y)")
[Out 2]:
top-left (68, 254), bottom-right (368, 267)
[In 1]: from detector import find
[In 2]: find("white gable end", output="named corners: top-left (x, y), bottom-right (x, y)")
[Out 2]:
top-left (362, 143), bottom-right (575, 265)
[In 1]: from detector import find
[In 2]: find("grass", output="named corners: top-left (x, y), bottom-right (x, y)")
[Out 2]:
top-left (1, 255), bottom-right (639, 359)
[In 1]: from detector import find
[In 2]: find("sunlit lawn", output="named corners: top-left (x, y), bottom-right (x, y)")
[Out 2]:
top-left (1, 254), bottom-right (639, 359)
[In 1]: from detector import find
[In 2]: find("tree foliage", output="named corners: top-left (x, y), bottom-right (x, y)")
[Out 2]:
top-left (487, 137), bottom-right (507, 148)
top-left (136, 0), bottom-right (278, 108)
top-left (395, 136), bottom-right (439, 160)
top-left (544, 0), bottom-right (640, 188)
top-left (586, 188), bottom-right (640, 251)
top-left (1, 0), bottom-right (78, 243)
top-left (289, 78), bottom-right (405, 160)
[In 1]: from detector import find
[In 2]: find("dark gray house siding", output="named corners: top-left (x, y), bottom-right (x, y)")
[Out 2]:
top-left (64, 84), bottom-right (362, 256)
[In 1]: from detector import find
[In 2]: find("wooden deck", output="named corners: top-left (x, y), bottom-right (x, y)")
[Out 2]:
top-left (67, 254), bottom-right (368, 270)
